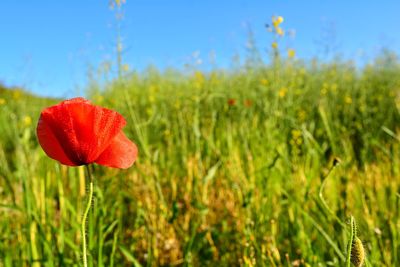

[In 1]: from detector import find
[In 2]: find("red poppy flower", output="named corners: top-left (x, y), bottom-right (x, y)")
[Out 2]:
top-left (227, 98), bottom-right (236, 106)
top-left (244, 99), bottom-right (253, 107)
top-left (37, 97), bottom-right (138, 169)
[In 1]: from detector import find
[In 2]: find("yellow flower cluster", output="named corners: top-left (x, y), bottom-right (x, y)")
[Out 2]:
top-left (272, 16), bottom-right (284, 36)
top-left (268, 15), bottom-right (296, 59)
top-left (113, 0), bottom-right (126, 8)
top-left (297, 109), bottom-right (307, 121)
top-left (272, 16), bottom-right (284, 29)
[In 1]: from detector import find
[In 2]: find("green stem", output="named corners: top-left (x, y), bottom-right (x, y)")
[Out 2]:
top-left (82, 166), bottom-right (94, 267)
top-left (318, 161), bottom-right (347, 229)
top-left (346, 216), bottom-right (355, 267)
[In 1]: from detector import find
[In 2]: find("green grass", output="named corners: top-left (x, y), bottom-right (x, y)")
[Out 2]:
top-left (1, 52), bottom-right (400, 266)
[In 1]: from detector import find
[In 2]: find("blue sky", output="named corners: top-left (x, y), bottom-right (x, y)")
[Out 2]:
top-left (1, 0), bottom-right (400, 97)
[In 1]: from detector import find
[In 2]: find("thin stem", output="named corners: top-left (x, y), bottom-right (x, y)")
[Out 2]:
top-left (82, 166), bottom-right (94, 267)
top-left (318, 161), bottom-right (347, 229)
top-left (346, 216), bottom-right (355, 267)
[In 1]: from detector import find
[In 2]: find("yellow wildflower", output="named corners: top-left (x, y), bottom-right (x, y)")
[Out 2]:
top-left (291, 129), bottom-right (302, 139)
top-left (287, 49), bottom-right (296, 58)
top-left (260, 78), bottom-right (269, 86)
top-left (115, 0), bottom-right (126, 7)
top-left (163, 129), bottom-right (171, 137)
top-left (276, 27), bottom-right (284, 36)
top-left (276, 16), bottom-right (284, 24)
top-left (0, 98), bottom-right (5, 105)
top-left (22, 115), bottom-right (32, 127)
top-left (272, 16), bottom-right (284, 28)
top-left (297, 109), bottom-right (307, 121)
top-left (278, 87), bottom-right (287, 98)
top-left (148, 95), bottom-right (156, 103)
top-left (271, 42), bottom-right (278, 49)
top-left (345, 96), bottom-right (352, 104)
top-left (296, 137), bottom-right (303, 145)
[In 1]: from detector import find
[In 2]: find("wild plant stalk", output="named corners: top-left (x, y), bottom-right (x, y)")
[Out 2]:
top-left (346, 216), bottom-right (356, 267)
top-left (82, 166), bottom-right (94, 267)
top-left (347, 216), bottom-right (365, 267)
top-left (318, 158), bottom-right (347, 229)
top-left (319, 161), bottom-right (368, 266)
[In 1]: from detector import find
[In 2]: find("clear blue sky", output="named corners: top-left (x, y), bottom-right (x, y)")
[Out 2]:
top-left (1, 0), bottom-right (400, 97)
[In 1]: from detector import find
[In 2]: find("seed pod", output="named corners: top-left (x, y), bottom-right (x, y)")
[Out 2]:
top-left (350, 237), bottom-right (365, 267)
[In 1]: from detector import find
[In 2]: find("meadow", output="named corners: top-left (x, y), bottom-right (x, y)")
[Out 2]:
top-left (1, 50), bottom-right (400, 267)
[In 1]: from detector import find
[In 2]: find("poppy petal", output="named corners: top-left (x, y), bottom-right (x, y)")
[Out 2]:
top-left (39, 98), bottom-right (126, 164)
top-left (95, 131), bottom-right (138, 169)
top-left (37, 115), bottom-right (78, 166)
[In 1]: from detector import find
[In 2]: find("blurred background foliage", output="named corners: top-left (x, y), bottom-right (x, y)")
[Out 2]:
top-left (0, 48), bottom-right (400, 266)
top-left (1, 8), bottom-right (400, 267)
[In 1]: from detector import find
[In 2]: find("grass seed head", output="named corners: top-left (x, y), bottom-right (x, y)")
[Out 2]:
top-left (351, 237), bottom-right (365, 267)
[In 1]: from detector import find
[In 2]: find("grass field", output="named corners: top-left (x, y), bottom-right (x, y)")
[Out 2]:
top-left (1, 51), bottom-right (400, 266)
